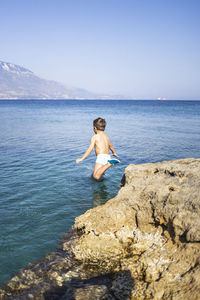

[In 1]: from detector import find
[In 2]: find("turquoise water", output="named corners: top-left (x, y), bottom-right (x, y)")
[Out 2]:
top-left (0, 100), bottom-right (200, 285)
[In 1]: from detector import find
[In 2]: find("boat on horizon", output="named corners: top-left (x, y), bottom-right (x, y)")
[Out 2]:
top-left (156, 97), bottom-right (169, 100)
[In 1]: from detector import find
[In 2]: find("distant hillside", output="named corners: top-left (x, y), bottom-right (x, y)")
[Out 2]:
top-left (0, 61), bottom-right (119, 100)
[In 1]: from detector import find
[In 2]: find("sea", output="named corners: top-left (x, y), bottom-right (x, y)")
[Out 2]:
top-left (0, 100), bottom-right (200, 285)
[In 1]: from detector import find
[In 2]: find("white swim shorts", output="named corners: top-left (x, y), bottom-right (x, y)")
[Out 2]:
top-left (96, 154), bottom-right (111, 165)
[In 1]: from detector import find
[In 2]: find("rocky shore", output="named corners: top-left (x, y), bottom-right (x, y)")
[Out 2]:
top-left (1, 158), bottom-right (200, 299)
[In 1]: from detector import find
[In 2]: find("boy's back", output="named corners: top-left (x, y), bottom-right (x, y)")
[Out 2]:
top-left (94, 132), bottom-right (110, 156)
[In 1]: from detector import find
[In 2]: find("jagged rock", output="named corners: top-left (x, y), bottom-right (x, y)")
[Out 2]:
top-left (0, 158), bottom-right (200, 299)
top-left (68, 158), bottom-right (200, 299)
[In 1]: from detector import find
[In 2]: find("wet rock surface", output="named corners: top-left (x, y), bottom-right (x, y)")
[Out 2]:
top-left (1, 158), bottom-right (200, 299)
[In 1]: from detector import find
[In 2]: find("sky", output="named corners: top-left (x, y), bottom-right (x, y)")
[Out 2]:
top-left (0, 0), bottom-right (200, 99)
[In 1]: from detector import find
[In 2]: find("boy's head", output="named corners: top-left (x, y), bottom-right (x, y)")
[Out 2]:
top-left (93, 117), bottom-right (106, 131)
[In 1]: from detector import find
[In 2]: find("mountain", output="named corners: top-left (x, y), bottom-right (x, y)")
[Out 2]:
top-left (0, 61), bottom-right (120, 100)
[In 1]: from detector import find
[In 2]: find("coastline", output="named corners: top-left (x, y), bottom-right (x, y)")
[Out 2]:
top-left (1, 158), bottom-right (200, 299)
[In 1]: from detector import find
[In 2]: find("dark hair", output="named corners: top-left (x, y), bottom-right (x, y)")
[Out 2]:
top-left (93, 117), bottom-right (106, 131)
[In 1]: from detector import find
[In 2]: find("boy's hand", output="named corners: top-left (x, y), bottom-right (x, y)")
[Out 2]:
top-left (76, 158), bottom-right (82, 164)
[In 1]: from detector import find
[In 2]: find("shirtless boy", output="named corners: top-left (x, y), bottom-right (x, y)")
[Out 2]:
top-left (76, 117), bottom-right (120, 180)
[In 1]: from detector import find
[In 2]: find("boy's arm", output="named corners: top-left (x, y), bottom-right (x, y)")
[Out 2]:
top-left (109, 140), bottom-right (118, 157)
top-left (76, 136), bottom-right (95, 163)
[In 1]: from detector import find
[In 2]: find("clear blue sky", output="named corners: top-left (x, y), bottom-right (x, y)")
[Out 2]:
top-left (1, 0), bottom-right (200, 99)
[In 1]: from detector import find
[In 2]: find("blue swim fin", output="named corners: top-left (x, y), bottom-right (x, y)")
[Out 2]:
top-left (108, 158), bottom-right (120, 165)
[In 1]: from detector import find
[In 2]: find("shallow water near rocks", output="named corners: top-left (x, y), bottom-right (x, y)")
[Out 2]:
top-left (0, 99), bottom-right (200, 285)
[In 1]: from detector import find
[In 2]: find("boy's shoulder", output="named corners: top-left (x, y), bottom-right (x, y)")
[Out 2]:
top-left (91, 134), bottom-right (97, 141)
top-left (95, 132), bottom-right (106, 137)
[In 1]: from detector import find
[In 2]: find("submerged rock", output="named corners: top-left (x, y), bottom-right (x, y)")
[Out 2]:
top-left (1, 158), bottom-right (200, 299)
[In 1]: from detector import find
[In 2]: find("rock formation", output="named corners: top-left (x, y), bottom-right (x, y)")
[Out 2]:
top-left (0, 158), bottom-right (200, 299)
